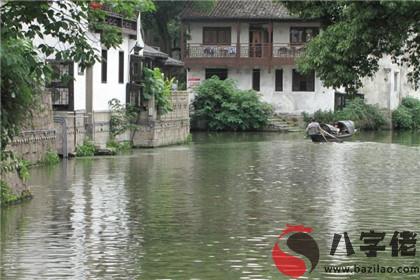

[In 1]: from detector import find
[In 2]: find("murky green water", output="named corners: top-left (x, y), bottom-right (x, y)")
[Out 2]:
top-left (1, 131), bottom-right (420, 280)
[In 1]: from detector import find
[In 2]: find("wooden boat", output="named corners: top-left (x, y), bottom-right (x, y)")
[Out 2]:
top-left (307, 120), bottom-right (356, 142)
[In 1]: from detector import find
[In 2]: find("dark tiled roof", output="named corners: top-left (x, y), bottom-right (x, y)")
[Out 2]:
top-left (143, 45), bottom-right (168, 59)
top-left (143, 45), bottom-right (183, 67)
top-left (164, 57), bottom-right (184, 67)
top-left (181, 0), bottom-right (297, 20)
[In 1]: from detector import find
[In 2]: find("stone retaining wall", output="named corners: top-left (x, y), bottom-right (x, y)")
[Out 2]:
top-left (6, 130), bottom-right (56, 163)
top-left (5, 91), bottom-right (190, 158)
top-left (53, 111), bottom-right (86, 156)
top-left (5, 92), bottom-right (56, 163)
top-left (133, 91), bottom-right (190, 147)
top-left (89, 111), bottom-right (130, 148)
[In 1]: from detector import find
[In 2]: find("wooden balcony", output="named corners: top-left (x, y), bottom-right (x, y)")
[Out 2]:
top-left (98, 4), bottom-right (137, 35)
top-left (183, 43), bottom-right (305, 68)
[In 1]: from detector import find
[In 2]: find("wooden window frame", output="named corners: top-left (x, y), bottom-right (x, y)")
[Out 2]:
top-left (46, 60), bottom-right (74, 111)
top-left (292, 69), bottom-right (315, 92)
top-left (275, 69), bottom-right (283, 92)
top-left (205, 68), bottom-right (228, 80)
top-left (203, 27), bottom-right (231, 45)
top-left (118, 51), bottom-right (124, 84)
top-left (252, 69), bottom-right (260, 92)
top-left (101, 49), bottom-right (108, 83)
top-left (290, 27), bottom-right (319, 45)
top-left (129, 55), bottom-right (143, 83)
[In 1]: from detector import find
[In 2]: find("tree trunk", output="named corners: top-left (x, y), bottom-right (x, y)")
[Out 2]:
top-left (154, 16), bottom-right (172, 55)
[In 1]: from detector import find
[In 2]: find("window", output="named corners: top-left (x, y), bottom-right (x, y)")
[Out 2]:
top-left (101, 49), bottom-right (107, 83)
top-left (203, 27), bottom-right (231, 45)
top-left (46, 61), bottom-right (74, 111)
top-left (292, 69), bottom-right (315, 91)
top-left (290, 27), bottom-right (319, 44)
top-left (275, 69), bottom-right (283, 91)
top-left (129, 55), bottom-right (143, 83)
top-left (394, 72), bottom-right (399, 91)
top-left (205, 68), bottom-right (228, 80)
top-left (77, 64), bottom-right (84, 75)
top-left (119, 51), bottom-right (124, 84)
top-left (335, 92), bottom-right (364, 110)
top-left (252, 69), bottom-right (260, 91)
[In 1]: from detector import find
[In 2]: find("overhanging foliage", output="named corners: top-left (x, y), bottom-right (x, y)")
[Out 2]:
top-left (282, 1), bottom-right (420, 93)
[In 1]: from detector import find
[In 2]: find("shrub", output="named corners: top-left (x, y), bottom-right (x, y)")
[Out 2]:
top-left (392, 106), bottom-right (413, 129)
top-left (303, 98), bottom-right (386, 130)
top-left (401, 96), bottom-right (420, 109)
top-left (412, 107), bottom-right (420, 129)
top-left (75, 141), bottom-right (96, 157)
top-left (401, 97), bottom-right (420, 128)
top-left (392, 97), bottom-right (420, 129)
top-left (186, 133), bottom-right (193, 143)
top-left (193, 77), bottom-right (273, 131)
top-left (109, 98), bottom-right (139, 138)
top-left (17, 159), bottom-right (30, 182)
top-left (143, 67), bottom-right (172, 114)
top-left (336, 98), bottom-right (386, 130)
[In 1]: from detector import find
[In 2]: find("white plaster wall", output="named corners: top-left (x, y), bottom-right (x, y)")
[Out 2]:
top-left (187, 68), bottom-right (205, 104)
top-left (360, 56), bottom-right (420, 110)
top-left (188, 66), bottom-right (334, 114)
top-left (240, 23), bottom-right (249, 44)
top-left (73, 63), bottom-right (86, 110)
top-left (33, 29), bottom-right (96, 111)
top-left (91, 34), bottom-right (132, 111)
top-left (34, 28), bottom-right (132, 112)
top-left (246, 66), bottom-right (333, 114)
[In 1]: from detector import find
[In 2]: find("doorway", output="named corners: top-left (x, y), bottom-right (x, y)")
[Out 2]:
top-left (249, 25), bottom-right (270, 57)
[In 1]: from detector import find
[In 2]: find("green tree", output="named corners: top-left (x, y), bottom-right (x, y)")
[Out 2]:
top-left (282, 1), bottom-right (420, 93)
top-left (0, 0), bottom-right (154, 152)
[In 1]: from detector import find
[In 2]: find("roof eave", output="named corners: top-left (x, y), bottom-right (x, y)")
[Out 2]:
top-left (181, 16), bottom-right (319, 22)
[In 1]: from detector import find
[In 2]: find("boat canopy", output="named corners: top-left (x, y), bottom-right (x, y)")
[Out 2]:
top-left (338, 120), bottom-right (355, 134)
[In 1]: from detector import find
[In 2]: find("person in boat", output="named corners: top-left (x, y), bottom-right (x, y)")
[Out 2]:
top-left (333, 122), bottom-right (341, 134)
top-left (306, 118), bottom-right (321, 134)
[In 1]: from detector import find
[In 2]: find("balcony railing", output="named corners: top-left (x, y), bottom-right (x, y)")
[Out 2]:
top-left (185, 43), bottom-right (305, 59)
top-left (96, 4), bottom-right (137, 33)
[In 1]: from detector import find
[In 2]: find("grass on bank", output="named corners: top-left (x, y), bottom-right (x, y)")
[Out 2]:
top-left (75, 141), bottom-right (96, 157)
top-left (40, 150), bottom-right (60, 165)
top-left (106, 139), bottom-right (132, 152)
top-left (76, 139), bottom-right (133, 157)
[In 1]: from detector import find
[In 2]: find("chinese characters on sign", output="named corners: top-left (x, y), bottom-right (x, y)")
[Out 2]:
top-left (329, 231), bottom-right (417, 257)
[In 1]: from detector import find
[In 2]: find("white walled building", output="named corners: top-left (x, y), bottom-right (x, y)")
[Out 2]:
top-left (42, 14), bottom-right (140, 150)
top-left (181, 1), bottom-right (334, 115)
top-left (181, 0), bottom-right (419, 115)
top-left (37, 4), bottom-right (183, 153)
top-left (359, 56), bottom-right (420, 111)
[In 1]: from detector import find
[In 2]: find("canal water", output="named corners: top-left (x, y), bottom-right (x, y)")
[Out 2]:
top-left (1, 131), bottom-right (420, 279)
